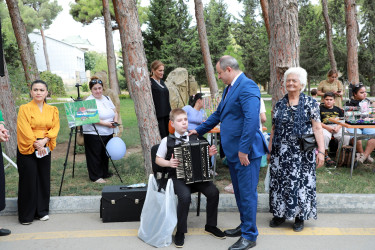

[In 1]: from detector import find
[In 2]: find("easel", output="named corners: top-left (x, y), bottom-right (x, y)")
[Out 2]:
top-left (58, 84), bottom-right (123, 196)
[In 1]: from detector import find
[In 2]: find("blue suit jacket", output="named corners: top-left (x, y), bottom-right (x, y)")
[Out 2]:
top-left (195, 73), bottom-right (268, 162)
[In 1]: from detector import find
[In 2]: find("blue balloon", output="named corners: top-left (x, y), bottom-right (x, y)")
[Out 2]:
top-left (106, 137), bottom-right (126, 160)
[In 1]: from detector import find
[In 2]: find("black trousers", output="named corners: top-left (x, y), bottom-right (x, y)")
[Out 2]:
top-left (84, 134), bottom-right (113, 181)
top-left (158, 116), bottom-right (170, 138)
top-left (172, 179), bottom-right (219, 233)
top-left (17, 149), bottom-right (51, 223)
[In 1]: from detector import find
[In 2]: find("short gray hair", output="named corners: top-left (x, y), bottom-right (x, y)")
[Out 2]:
top-left (218, 55), bottom-right (240, 71)
top-left (283, 67), bottom-right (308, 92)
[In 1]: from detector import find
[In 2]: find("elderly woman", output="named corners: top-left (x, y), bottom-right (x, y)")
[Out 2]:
top-left (150, 60), bottom-right (171, 138)
top-left (317, 69), bottom-right (344, 108)
top-left (267, 67), bottom-right (325, 232)
top-left (345, 83), bottom-right (375, 164)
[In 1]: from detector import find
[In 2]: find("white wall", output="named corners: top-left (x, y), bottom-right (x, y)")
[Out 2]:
top-left (29, 32), bottom-right (86, 84)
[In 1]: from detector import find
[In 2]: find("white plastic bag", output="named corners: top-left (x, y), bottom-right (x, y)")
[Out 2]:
top-left (138, 174), bottom-right (177, 248)
top-left (264, 164), bottom-right (270, 192)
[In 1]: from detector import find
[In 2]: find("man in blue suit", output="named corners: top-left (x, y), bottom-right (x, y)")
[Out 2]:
top-left (190, 56), bottom-right (268, 250)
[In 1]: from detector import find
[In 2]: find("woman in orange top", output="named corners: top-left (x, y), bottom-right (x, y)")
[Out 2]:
top-left (17, 80), bottom-right (60, 225)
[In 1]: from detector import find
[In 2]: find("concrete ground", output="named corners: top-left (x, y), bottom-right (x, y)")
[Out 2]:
top-left (1, 212), bottom-right (374, 250)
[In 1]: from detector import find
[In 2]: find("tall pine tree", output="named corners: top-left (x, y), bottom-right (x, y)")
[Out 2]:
top-left (143, 0), bottom-right (201, 80)
top-left (204, 0), bottom-right (231, 64)
top-left (233, 0), bottom-right (269, 88)
top-left (299, 2), bottom-right (329, 80)
top-left (143, 0), bottom-right (174, 69)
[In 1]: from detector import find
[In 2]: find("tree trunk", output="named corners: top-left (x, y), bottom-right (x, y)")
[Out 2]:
top-left (0, 55), bottom-right (17, 158)
top-left (40, 28), bottom-right (51, 72)
top-left (260, 0), bottom-right (271, 41)
top-left (321, 0), bottom-right (337, 71)
top-left (112, 0), bottom-right (161, 176)
top-left (268, 0), bottom-right (300, 110)
top-left (6, 0), bottom-right (39, 85)
top-left (102, 0), bottom-right (120, 94)
top-left (345, 0), bottom-right (359, 84)
top-left (370, 83), bottom-right (375, 96)
top-left (194, 0), bottom-right (218, 97)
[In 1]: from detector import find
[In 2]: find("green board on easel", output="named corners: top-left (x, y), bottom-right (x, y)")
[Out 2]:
top-left (64, 99), bottom-right (100, 128)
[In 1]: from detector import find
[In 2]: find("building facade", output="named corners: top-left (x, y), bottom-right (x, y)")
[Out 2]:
top-left (29, 32), bottom-right (87, 85)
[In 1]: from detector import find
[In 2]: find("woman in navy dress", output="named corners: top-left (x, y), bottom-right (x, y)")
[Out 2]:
top-left (267, 67), bottom-right (325, 232)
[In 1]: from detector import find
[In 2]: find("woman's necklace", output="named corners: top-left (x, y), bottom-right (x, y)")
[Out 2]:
top-left (289, 99), bottom-right (298, 107)
top-left (288, 93), bottom-right (300, 107)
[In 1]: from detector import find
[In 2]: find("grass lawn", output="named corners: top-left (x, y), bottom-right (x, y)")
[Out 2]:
top-left (4, 97), bottom-right (375, 198)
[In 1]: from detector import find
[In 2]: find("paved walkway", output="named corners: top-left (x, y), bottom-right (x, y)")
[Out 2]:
top-left (1, 212), bottom-right (374, 250)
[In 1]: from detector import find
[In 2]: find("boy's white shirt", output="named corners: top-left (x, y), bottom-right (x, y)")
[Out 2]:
top-left (156, 131), bottom-right (189, 159)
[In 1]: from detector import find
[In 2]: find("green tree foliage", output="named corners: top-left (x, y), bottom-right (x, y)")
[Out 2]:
top-left (0, 2), bottom-right (27, 94)
top-left (143, 0), bottom-right (175, 67)
top-left (204, 0), bottom-right (231, 64)
top-left (84, 51), bottom-right (108, 73)
top-left (232, 0), bottom-right (269, 87)
top-left (328, 0), bottom-right (347, 76)
top-left (358, 0), bottom-right (375, 85)
top-left (143, 0), bottom-right (201, 80)
top-left (40, 71), bottom-right (66, 96)
top-left (0, 2), bottom-right (21, 68)
top-left (69, 0), bottom-right (148, 26)
top-left (84, 52), bottom-right (96, 71)
top-left (19, 4), bottom-right (42, 33)
top-left (22, 0), bottom-right (63, 29)
top-left (70, 0), bottom-right (104, 25)
top-left (299, 2), bottom-right (329, 81)
top-left (160, 0), bottom-right (200, 74)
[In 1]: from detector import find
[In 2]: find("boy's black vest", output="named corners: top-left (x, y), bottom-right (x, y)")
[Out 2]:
top-left (155, 134), bottom-right (210, 191)
top-left (163, 134), bottom-right (199, 178)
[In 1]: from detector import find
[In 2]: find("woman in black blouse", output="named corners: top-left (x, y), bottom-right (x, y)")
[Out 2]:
top-left (150, 60), bottom-right (171, 138)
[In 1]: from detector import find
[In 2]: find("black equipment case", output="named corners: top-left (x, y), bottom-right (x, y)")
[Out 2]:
top-left (100, 185), bottom-right (147, 223)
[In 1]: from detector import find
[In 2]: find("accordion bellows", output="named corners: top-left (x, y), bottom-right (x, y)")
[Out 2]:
top-left (174, 140), bottom-right (212, 184)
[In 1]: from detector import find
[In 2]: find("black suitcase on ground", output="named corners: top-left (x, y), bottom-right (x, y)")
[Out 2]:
top-left (100, 185), bottom-right (147, 223)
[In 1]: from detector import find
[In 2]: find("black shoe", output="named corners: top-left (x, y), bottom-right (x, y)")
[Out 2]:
top-left (174, 232), bottom-right (185, 248)
top-left (269, 216), bottom-right (285, 227)
top-left (293, 218), bottom-right (304, 232)
top-left (224, 225), bottom-right (241, 237)
top-left (0, 228), bottom-right (11, 236)
top-left (228, 236), bottom-right (256, 250)
top-left (205, 225), bottom-right (226, 239)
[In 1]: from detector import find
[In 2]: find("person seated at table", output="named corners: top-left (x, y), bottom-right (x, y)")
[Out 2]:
top-left (155, 108), bottom-right (225, 248)
top-left (345, 83), bottom-right (375, 164)
top-left (311, 89), bottom-right (318, 100)
top-left (317, 69), bottom-right (344, 108)
top-left (182, 93), bottom-right (206, 131)
top-left (320, 92), bottom-right (350, 166)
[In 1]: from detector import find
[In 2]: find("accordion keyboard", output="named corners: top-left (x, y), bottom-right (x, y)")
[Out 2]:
top-left (174, 140), bottom-right (211, 184)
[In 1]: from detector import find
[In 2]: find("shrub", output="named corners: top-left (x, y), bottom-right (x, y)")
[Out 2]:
top-left (81, 83), bottom-right (89, 92)
top-left (119, 93), bottom-right (130, 99)
top-left (40, 71), bottom-right (66, 96)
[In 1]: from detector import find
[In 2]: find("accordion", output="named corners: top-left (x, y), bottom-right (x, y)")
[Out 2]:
top-left (174, 139), bottom-right (212, 184)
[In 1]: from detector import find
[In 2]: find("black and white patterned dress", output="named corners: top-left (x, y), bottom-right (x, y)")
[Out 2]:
top-left (269, 93), bottom-right (320, 220)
